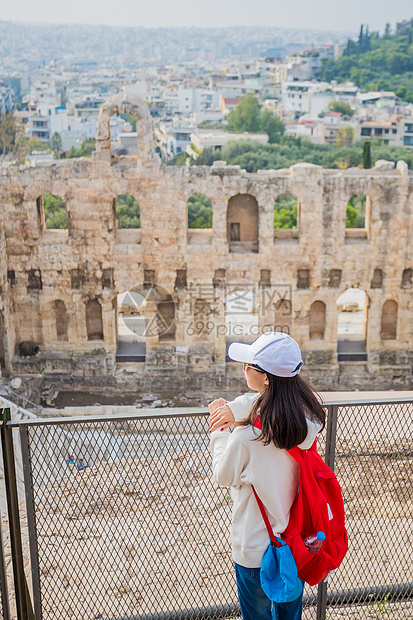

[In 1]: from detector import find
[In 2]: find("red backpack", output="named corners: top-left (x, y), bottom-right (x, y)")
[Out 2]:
top-left (252, 419), bottom-right (348, 586)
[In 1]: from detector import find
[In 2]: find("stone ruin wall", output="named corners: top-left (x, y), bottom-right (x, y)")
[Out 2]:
top-left (0, 94), bottom-right (412, 391)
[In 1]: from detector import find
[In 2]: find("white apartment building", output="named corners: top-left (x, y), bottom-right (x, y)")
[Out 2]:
top-left (27, 80), bottom-right (60, 107)
top-left (402, 118), bottom-right (413, 148)
top-left (282, 81), bottom-right (333, 117)
top-left (29, 102), bottom-right (68, 142)
top-left (155, 122), bottom-right (195, 160)
top-left (357, 118), bottom-right (400, 146)
top-left (178, 86), bottom-right (220, 115)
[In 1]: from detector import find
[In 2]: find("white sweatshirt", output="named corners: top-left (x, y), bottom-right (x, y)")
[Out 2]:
top-left (210, 391), bottom-right (322, 568)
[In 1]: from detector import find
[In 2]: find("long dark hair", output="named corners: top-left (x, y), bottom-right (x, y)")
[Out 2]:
top-left (237, 370), bottom-right (326, 450)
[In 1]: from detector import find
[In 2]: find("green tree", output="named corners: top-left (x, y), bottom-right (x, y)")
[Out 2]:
top-left (362, 141), bottom-right (372, 168)
top-left (346, 204), bottom-right (358, 227)
top-left (225, 95), bottom-right (285, 143)
top-left (346, 194), bottom-right (366, 228)
top-left (0, 112), bottom-right (17, 155)
top-left (116, 194), bottom-right (140, 228)
top-left (337, 126), bottom-right (354, 147)
top-left (260, 109), bottom-right (285, 143)
top-left (226, 94), bottom-right (262, 133)
top-left (43, 193), bottom-right (67, 229)
top-left (187, 193), bottom-right (212, 228)
top-left (51, 132), bottom-right (63, 155)
top-left (328, 101), bottom-right (354, 116)
top-left (274, 194), bottom-right (298, 229)
top-left (66, 138), bottom-right (96, 158)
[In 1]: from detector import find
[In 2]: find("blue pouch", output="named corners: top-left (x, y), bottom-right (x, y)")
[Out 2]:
top-left (260, 538), bottom-right (303, 603)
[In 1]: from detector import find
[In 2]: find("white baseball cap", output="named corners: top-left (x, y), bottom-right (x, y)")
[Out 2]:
top-left (228, 332), bottom-right (303, 377)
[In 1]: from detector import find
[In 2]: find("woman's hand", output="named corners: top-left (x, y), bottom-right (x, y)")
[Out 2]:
top-left (208, 399), bottom-right (235, 432)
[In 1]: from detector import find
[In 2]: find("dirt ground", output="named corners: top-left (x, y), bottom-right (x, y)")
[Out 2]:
top-left (2, 419), bottom-right (413, 620)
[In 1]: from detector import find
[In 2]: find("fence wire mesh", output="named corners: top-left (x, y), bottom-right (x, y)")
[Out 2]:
top-left (12, 401), bottom-right (413, 619)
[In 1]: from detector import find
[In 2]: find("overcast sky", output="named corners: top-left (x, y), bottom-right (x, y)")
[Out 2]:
top-left (5, 0), bottom-right (411, 32)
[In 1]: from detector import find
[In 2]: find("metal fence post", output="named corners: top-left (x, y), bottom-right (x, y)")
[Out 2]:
top-left (317, 404), bottom-right (339, 620)
top-left (1, 408), bottom-right (34, 620)
top-left (20, 425), bottom-right (42, 620)
top-left (0, 507), bottom-right (11, 620)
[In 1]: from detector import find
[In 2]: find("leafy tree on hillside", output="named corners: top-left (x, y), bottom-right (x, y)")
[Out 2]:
top-left (226, 94), bottom-right (285, 143)
top-left (346, 193), bottom-right (367, 228)
top-left (116, 194), bottom-right (140, 228)
top-left (188, 193), bottom-right (212, 228)
top-left (51, 132), bottom-right (63, 155)
top-left (274, 194), bottom-right (298, 229)
top-left (363, 141), bottom-right (372, 168)
top-left (328, 101), bottom-right (354, 116)
top-left (44, 193), bottom-right (67, 229)
top-left (66, 138), bottom-right (96, 158)
top-left (319, 19), bottom-right (413, 102)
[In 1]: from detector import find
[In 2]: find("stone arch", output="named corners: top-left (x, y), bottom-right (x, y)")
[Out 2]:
top-left (86, 299), bottom-right (104, 341)
top-left (95, 88), bottom-right (155, 164)
top-left (381, 300), bottom-right (398, 340)
top-left (274, 193), bottom-right (300, 241)
top-left (227, 194), bottom-right (259, 253)
top-left (274, 299), bottom-right (292, 335)
top-left (309, 301), bottom-right (326, 340)
top-left (345, 193), bottom-right (371, 237)
top-left (401, 268), bottom-right (412, 288)
top-left (116, 290), bottom-right (147, 361)
top-left (371, 268), bottom-right (383, 289)
top-left (336, 288), bottom-right (368, 361)
top-left (115, 283), bottom-right (176, 349)
top-left (54, 300), bottom-right (68, 341)
top-left (187, 193), bottom-right (213, 245)
top-left (41, 193), bottom-right (68, 231)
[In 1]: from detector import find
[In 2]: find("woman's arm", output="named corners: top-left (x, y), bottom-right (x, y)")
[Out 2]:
top-left (210, 428), bottom-right (250, 488)
top-left (208, 392), bottom-right (260, 432)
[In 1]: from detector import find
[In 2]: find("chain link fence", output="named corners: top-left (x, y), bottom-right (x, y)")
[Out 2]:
top-left (1, 398), bottom-right (412, 619)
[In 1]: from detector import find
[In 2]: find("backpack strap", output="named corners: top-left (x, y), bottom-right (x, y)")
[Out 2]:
top-left (251, 485), bottom-right (281, 547)
top-left (288, 438), bottom-right (316, 464)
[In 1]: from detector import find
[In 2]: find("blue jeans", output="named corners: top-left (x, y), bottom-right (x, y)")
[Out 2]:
top-left (234, 562), bottom-right (303, 620)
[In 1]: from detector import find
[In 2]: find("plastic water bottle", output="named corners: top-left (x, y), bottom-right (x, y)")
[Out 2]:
top-left (303, 531), bottom-right (326, 554)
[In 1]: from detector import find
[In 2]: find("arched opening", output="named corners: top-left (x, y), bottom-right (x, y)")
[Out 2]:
top-left (227, 194), bottom-right (259, 253)
top-left (274, 193), bottom-right (300, 242)
top-left (115, 284), bottom-right (176, 360)
top-left (157, 298), bottom-right (176, 341)
top-left (371, 268), bottom-right (383, 289)
top-left (116, 290), bottom-right (147, 361)
top-left (336, 288), bottom-right (368, 361)
top-left (187, 193), bottom-right (213, 245)
top-left (224, 288), bottom-right (258, 359)
top-left (95, 89), bottom-right (155, 164)
top-left (114, 193), bottom-right (141, 243)
top-left (86, 299), bottom-right (104, 341)
top-left (401, 268), bottom-right (412, 288)
top-left (274, 299), bottom-right (292, 335)
top-left (345, 193), bottom-right (371, 240)
top-left (54, 300), bottom-right (68, 341)
top-left (381, 300), bottom-right (398, 340)
top-left (42, 193), bottom-right (68, 230)
top-left (309, 301), bottom-right (326, 340)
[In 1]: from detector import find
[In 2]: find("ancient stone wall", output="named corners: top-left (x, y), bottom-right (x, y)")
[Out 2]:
top-left (0, 96), bottom-right (412, 389)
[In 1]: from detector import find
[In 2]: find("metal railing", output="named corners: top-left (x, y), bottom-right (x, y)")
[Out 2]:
top-left (0, 395), bottom-right (412, 619)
